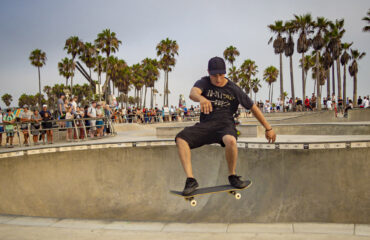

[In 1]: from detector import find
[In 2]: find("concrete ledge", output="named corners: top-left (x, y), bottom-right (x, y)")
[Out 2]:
top-left (228, 223), bottom-right (293, 233)
top-left (163, 223), bottom-right (228, 233)
top-left (51, 219), bottom-right (110, 229)
top-left (355, 224), bottom-right (370, 236)
top-left (1, 215), bottom-right (370, 236)
top-left (6, 216), bottom-right (59, 227)
top-left (293, 223), bottom-right (354, 235)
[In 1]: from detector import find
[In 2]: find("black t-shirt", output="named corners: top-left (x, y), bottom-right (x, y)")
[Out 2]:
top-left (297, 99), bottom-right (302, 105)
top-left (194, 76), bottom-right (254, 123)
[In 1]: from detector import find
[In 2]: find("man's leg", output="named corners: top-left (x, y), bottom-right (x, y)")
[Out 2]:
top-left (222, 135), bottom-right (238, 175)
top-left (176, 137), bottom-right (194, 178)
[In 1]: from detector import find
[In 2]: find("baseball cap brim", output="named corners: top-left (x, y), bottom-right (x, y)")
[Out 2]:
top-left (209, 69), bottom-right (226, 75)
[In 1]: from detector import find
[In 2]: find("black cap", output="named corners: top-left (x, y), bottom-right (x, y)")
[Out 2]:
top-left (208, 57), bottom-right (226, 75)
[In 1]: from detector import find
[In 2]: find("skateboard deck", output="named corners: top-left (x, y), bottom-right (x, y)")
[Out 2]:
top-left (170, 180), bottom-right (252, 207)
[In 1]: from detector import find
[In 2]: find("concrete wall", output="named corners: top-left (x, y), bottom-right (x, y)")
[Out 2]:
top-left (0, 145), bottom-right (369, 223)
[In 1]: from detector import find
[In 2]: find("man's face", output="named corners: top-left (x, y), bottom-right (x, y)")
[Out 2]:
top-left (209, 73), bottom-right (226, 87)
top-left (43, 107), bottom-right (47, 111)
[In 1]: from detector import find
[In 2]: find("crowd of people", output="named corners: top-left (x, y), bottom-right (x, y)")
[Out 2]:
top-left (256, 94), bottom-right (369, 115)
top-left (1, 92), bottom-right (368, 148)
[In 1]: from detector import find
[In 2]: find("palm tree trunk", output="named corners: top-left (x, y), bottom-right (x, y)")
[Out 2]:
top-left (326, 69), bottom-right (330, 99)
top-left (331, 64), bottom-right (335, 96)
top-left (289, 56), bottom-right (295, 109)
top-left (343, 63), bottom-right (347, 105)
top-left (143, 86), bottom-right (147, 108)
top-left (279, 53), bottom-right (284, 108)
top-left (166, 71), bottom-right (169, 106)
top-left (38, 66), bottom-right (41, 110)
top-left (336, 59), bottom-right (342, 99)
top-left (316, 52), bottom-right (321, 110)
top-left (353, 74), bottom-right (357, 107)
top-left (254, 91), bottom-right (257, 103)
top-left (271, 83), bottom-right (274, 104)
top-left (163, 71), bottom-right (167, 107)
top-left (150, 87), bottom-right (153, 109)
top-left (268, 84), bottom-right (271, 104)
top-left (302, 53), bottom-right (305, 100)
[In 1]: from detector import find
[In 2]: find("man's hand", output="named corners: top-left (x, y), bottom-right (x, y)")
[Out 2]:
top-left (265, 129), bottom-right (276, 143)
top-left (200, 97), bottom-right (213, 114)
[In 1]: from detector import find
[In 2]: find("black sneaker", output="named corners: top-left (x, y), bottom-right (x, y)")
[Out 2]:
top-left (182, 178), bottom-right (199, 196)
top-left (228, 175), bottom-right (247, 189)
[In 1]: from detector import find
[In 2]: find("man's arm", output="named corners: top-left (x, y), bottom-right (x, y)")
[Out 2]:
top-left (250, 104), bottom-right (276, 143)
top-left (189, 87), bottom-right (212, 114)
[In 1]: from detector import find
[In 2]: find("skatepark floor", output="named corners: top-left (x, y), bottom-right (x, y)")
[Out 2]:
top-left (1, 215), bottom-right (369, 240)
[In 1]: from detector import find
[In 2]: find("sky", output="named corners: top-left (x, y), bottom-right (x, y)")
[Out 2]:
top-left (0, 0), bottom-right (369, 109)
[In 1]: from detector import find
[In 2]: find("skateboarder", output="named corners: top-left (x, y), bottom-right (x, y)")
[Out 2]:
top-left (175, 57), bottom-right (276, 196)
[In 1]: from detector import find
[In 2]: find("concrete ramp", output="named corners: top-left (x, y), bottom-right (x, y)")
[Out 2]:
top-left (0, 145), bottom-right (369, 223)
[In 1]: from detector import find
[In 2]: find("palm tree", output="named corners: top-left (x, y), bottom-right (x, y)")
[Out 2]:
top-left (64, 36), bottom-right (84, 94)
top-left (131, 63), bottom-right (145, 107)
top-left (29, 49), bottom-right (46, 109)
top-left (362, 9), bottom-right (370, 32)
top-left (284, 20), bottom-right (297, 109)
top-left (228, 66), bottom-right (241, 83)
top-left (1, 93), bottom-right (12, 107)
top-left (263, 66), bottom-right (279, 103)
top-left (311, 53), bottom-right (327, 103)
top-left (328, 19), bottom-right (345, 99)
top-left (156, 38), bottom-right (179, 107)
top-left (223, 46), bottom-right (240, 69)
top-left (312, 17), bottom-right (330, 110)
top-left (349, 49), bottom-right (366, 107)
top-left (293, 13), bottom-right (313, 101)
top-left (322, 35), bottom-right (333, 98)
top-left (251, 78), bottom-right (262, 103)
top-left (142, 58), bottom-right (160, 109)
top-left (115, 65), bottom-right (132, 108)
top-left (299, 54), bottom-right (315, 97)
top-left (58, 58), bottom-right (75, 86)
top-left (95, 29), bottom-right (122, 99)
top-left (239, 59), bottom-right (258, 96)
top-left (79, 42), bottom-right (97, 79)
top-left (268, 20), bottom-right (285, 106)
top-left (94, 55), bottom-right (105, 101)
top-left (340, 42), bottom-right (353, 104)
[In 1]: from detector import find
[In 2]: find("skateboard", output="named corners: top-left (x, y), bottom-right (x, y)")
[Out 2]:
top-left (170, 180), bottom-right (252, 207)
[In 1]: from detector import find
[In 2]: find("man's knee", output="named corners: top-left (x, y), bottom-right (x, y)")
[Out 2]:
top-left (223, 135), bottom-right (237, 147)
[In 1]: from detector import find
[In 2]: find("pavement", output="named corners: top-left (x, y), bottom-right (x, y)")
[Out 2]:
top-left (0, 215), bottom-right (369, 240)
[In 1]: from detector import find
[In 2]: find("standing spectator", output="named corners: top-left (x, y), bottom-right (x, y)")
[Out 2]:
top-left (31, 109), bottom-right (42, 145)
top-left (332, 93), bottom-right (336, 103)
top-left (311, 93), bottom-right (316, 111)
top-left (323, 97), bottom-right (327, 109)
top-left (326, 98), bottom-right (332, 110)
top-left (363, 97), bottom-right (369, 108)
top-left (96, 103), bottom-right (104, 137)
top-left (71, 96), bottom-right (78, 114)
top-left (264, 100), bottom-right (271, 113)
top-left (65, 106), bottom-right (74, 141)
top-left (288, 98), bottom-right (293, 112)
top-left (163, 105), bottom-right (170, 122)
top-left (338, 97), bottom-right (344, 115)
top-left (344, 99), bottom-right (353, 117)
top-left (170, 105), bottom-right (175, 121)
top-left (57, 94), bottom-right (66, 128)
top-left (0, 108), bottom-right (3, 147)
top-left (87, 101), bottom-right (97, 138)
top-left (276, 98), bottom-right (281, 112)
top-left (296, 98), bottom-right (303, 112)
top-left (40, 105), bottom-right (53, 144)
top-left (357, 96), bottom-right (363, 107)
top-left (304, 96), bottom-right (312, 111)
top-left (3, 108), bottom-right (15, 148)
top-left (20, 105), bottom-right (33, 146)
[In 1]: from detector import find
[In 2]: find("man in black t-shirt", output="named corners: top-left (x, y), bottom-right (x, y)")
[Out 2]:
top-left (175, 57), bottom-right (276, 195)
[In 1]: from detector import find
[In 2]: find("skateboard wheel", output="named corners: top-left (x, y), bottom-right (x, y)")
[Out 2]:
top-left (190, 200), bottom-right (197, 207)
top-left (235, 193), bottom-right (241, 200)
top-left (229, 191), bottom-right (236, 195)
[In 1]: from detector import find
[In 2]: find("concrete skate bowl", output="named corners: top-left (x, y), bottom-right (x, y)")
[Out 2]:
top-left (0, 141), bottom-right (369, 223)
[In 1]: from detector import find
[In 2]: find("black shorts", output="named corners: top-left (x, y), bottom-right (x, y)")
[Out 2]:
top-left (175, 121), bottom-right (237, 149)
